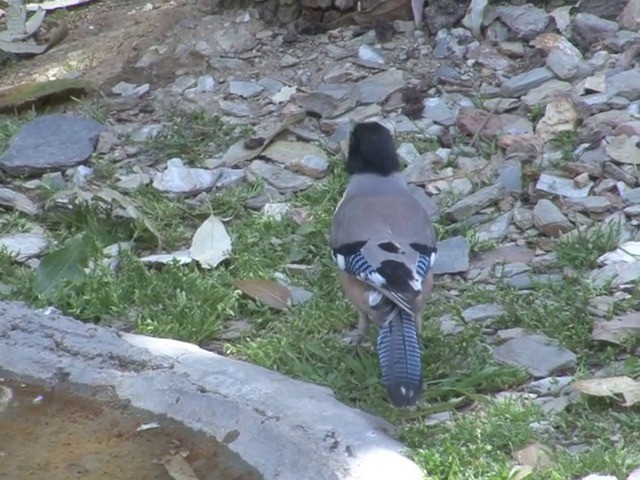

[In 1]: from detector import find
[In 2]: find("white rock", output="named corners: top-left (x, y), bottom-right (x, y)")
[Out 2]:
top-left (0, 233), bottom-right (49, 262)
top-left (152, 158), bottom-right (219, 195)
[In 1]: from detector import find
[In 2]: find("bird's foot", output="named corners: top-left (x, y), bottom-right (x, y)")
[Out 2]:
top-left (342, 328), bottom-right (369, 355)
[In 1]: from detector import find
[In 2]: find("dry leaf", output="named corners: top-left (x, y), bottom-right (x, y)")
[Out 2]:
top-left (512, 442), bottom-right (553, 470)
top-left (189, 215), bottom-right (232, 269)
top-left (222, 111), bottom-right (306, 167)
top-left (572, 376), bottom-right (640, 407)
top-left (234, 278), bottom-right (291, 310)
top-left (592, 313), bottom-right (640, 345)
top-left (161, 454), bottom-right (200, 480)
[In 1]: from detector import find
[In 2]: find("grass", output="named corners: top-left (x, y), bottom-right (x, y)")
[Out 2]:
top-left (1, 115), bottom-right (640, 479)
top-left (145, 108), bottom-right (253, 165)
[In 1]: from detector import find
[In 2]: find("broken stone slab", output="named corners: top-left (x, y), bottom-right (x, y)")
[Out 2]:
top-left (590, 262), bottom-right (640, 287)
top-left (492, 333), bottom-right (577, 377)
top-left (0, 233), bottom-right (49, 262)
top-left (354, 69), bottom-right (405, 104)
top-left (0, 187), bottom-right (39, 215)
top-left (0, 114), bottom-right (105, 176)
top-left (461, 303), bottom-right (507, 324)
top-left (433, 236), bottom-right (470, 274)
top-left (527, 376), bottom-right (574, 396)
top-left (490, 4), bottom-right (551, 40)
top-left (536, 173), bottom-right (593, 198)
top-left (501, 67), bottom-right (556, 98)
top-left (475, 212), bottom-right (512, 243)
top-left (504, 273), bottom-right (563, 290)
top-left (533, 198), bottom-right (573, 236)
top-left (247, 160), bottom-right (315, 192)
top-left (444, 184), bottom-right (505, 222)
top-left (563, 196), bottom-right (612, 213)
top-left (0, 301), bottom-right (423, 480)
top-left (228, 80), bottom-right (265, 98)
top-left (607, 69), bottom-right (640, 101)
top-left (293, 88), bottom-right (357, 119)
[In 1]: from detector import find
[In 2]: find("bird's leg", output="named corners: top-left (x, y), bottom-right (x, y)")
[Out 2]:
top-left (344, 310), bottom-right (371, 350)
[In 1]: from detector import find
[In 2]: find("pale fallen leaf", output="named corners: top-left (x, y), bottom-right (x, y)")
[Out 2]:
top-left (189, 215), bottom-right (232, 269)
top-left (161, 453), bottom-right (200, 480)
top-left (512, 442), bottom-right (553, 470)
top-left (139, 250), bottom-right (193, 267)
top-left (572, 376), bottom-right (640, 407)
top-left (234, 279), bottom-right (291, 310)
top-left (136, 422), bottom-right (160, 432)
top-left (592, 313), bottom-right (640, 345)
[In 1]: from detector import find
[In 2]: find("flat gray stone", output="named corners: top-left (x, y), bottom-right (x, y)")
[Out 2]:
top-left (461, 303), bottom-right (507, 324)
top-left (422, 98), bottom-right (457, 126)
top-left (590, 262), bottom-right (640, 287)
top-left (355, 69), bottom-right (405, 104)
top-left (564, 196), bottom-right (612, 213)
top-left (492, 4), bottom-right (551, 40)
top-left (501, 67), bottom-right (556, 98)
top-left (476, 212), bottom-right (512, 243)
top-left (0, 187), bottom-right (39, 215)
top-left (0, 300), bottom-right (423, 480)
top-left (0, 114), bottom-right (105, 176)
top-left (229, 80), bottom-right (265, 99)
top-left (433, 236), bottom-right (470, 274)
top-left (533, 199), bottom-right (573, 237)
top-left (498, 160), bottom-right (522, 194)
top-left (607, 69), bottom-right (640, 101)
top-left (493, 333), bottom-right (577, 377)
top-left (527, 376), bottom-right (574, 396)
top-left (504, 273), bottom-right (563, 290)
top-left (247, 160), bottom-right (314, 192)
top-left (522, 80), bottom-right (572, 107)
top-left (444, 184), bottom-right (505, 222)
top-left (0, 233), bottom-right (49, 262)
top-left (535, 173), bottom-right (593, 198)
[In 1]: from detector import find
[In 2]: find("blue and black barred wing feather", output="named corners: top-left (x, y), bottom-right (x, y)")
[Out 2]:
top-left (331, 240), bottom-right (437, 314)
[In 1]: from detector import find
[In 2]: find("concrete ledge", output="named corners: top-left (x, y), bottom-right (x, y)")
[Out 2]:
top-left (0, 300), bottom-right (423, 480)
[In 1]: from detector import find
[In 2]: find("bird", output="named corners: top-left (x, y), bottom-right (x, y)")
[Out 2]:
top-left (330, 121), bottom-right (437, 408)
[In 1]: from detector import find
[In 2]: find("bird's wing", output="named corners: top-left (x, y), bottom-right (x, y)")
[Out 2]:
top-left (330, 190), bottom-right (437, 315)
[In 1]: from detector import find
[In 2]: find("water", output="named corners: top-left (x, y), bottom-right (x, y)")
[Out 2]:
top-left (0, 380), bottom-right (263, 480)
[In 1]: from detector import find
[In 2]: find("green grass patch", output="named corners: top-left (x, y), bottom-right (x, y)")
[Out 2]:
top-left (2, 111), bottom-right (640, 479)
top-left (145, 109), bottom-right (253, 165)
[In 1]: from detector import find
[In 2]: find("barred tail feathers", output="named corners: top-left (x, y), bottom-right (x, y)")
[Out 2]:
top-left (376, 308), bottom-right (423, 407)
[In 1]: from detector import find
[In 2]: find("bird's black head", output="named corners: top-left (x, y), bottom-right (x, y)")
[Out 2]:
top-left (346, 122), bottom-right (401, 176)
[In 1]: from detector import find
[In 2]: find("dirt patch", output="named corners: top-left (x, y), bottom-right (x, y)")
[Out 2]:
top-left (1, 0), bottom-right (199, 91)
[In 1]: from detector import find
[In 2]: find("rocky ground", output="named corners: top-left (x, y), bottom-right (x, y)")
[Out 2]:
top-left (1, 0), bottom-right (640, 478)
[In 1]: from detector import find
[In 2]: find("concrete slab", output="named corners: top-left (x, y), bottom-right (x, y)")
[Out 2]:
top-left (0, 300), bottom-right (423, 480)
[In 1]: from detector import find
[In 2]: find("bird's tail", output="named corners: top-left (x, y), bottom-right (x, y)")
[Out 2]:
top-left (376, 307), bottom-right (423, 407)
